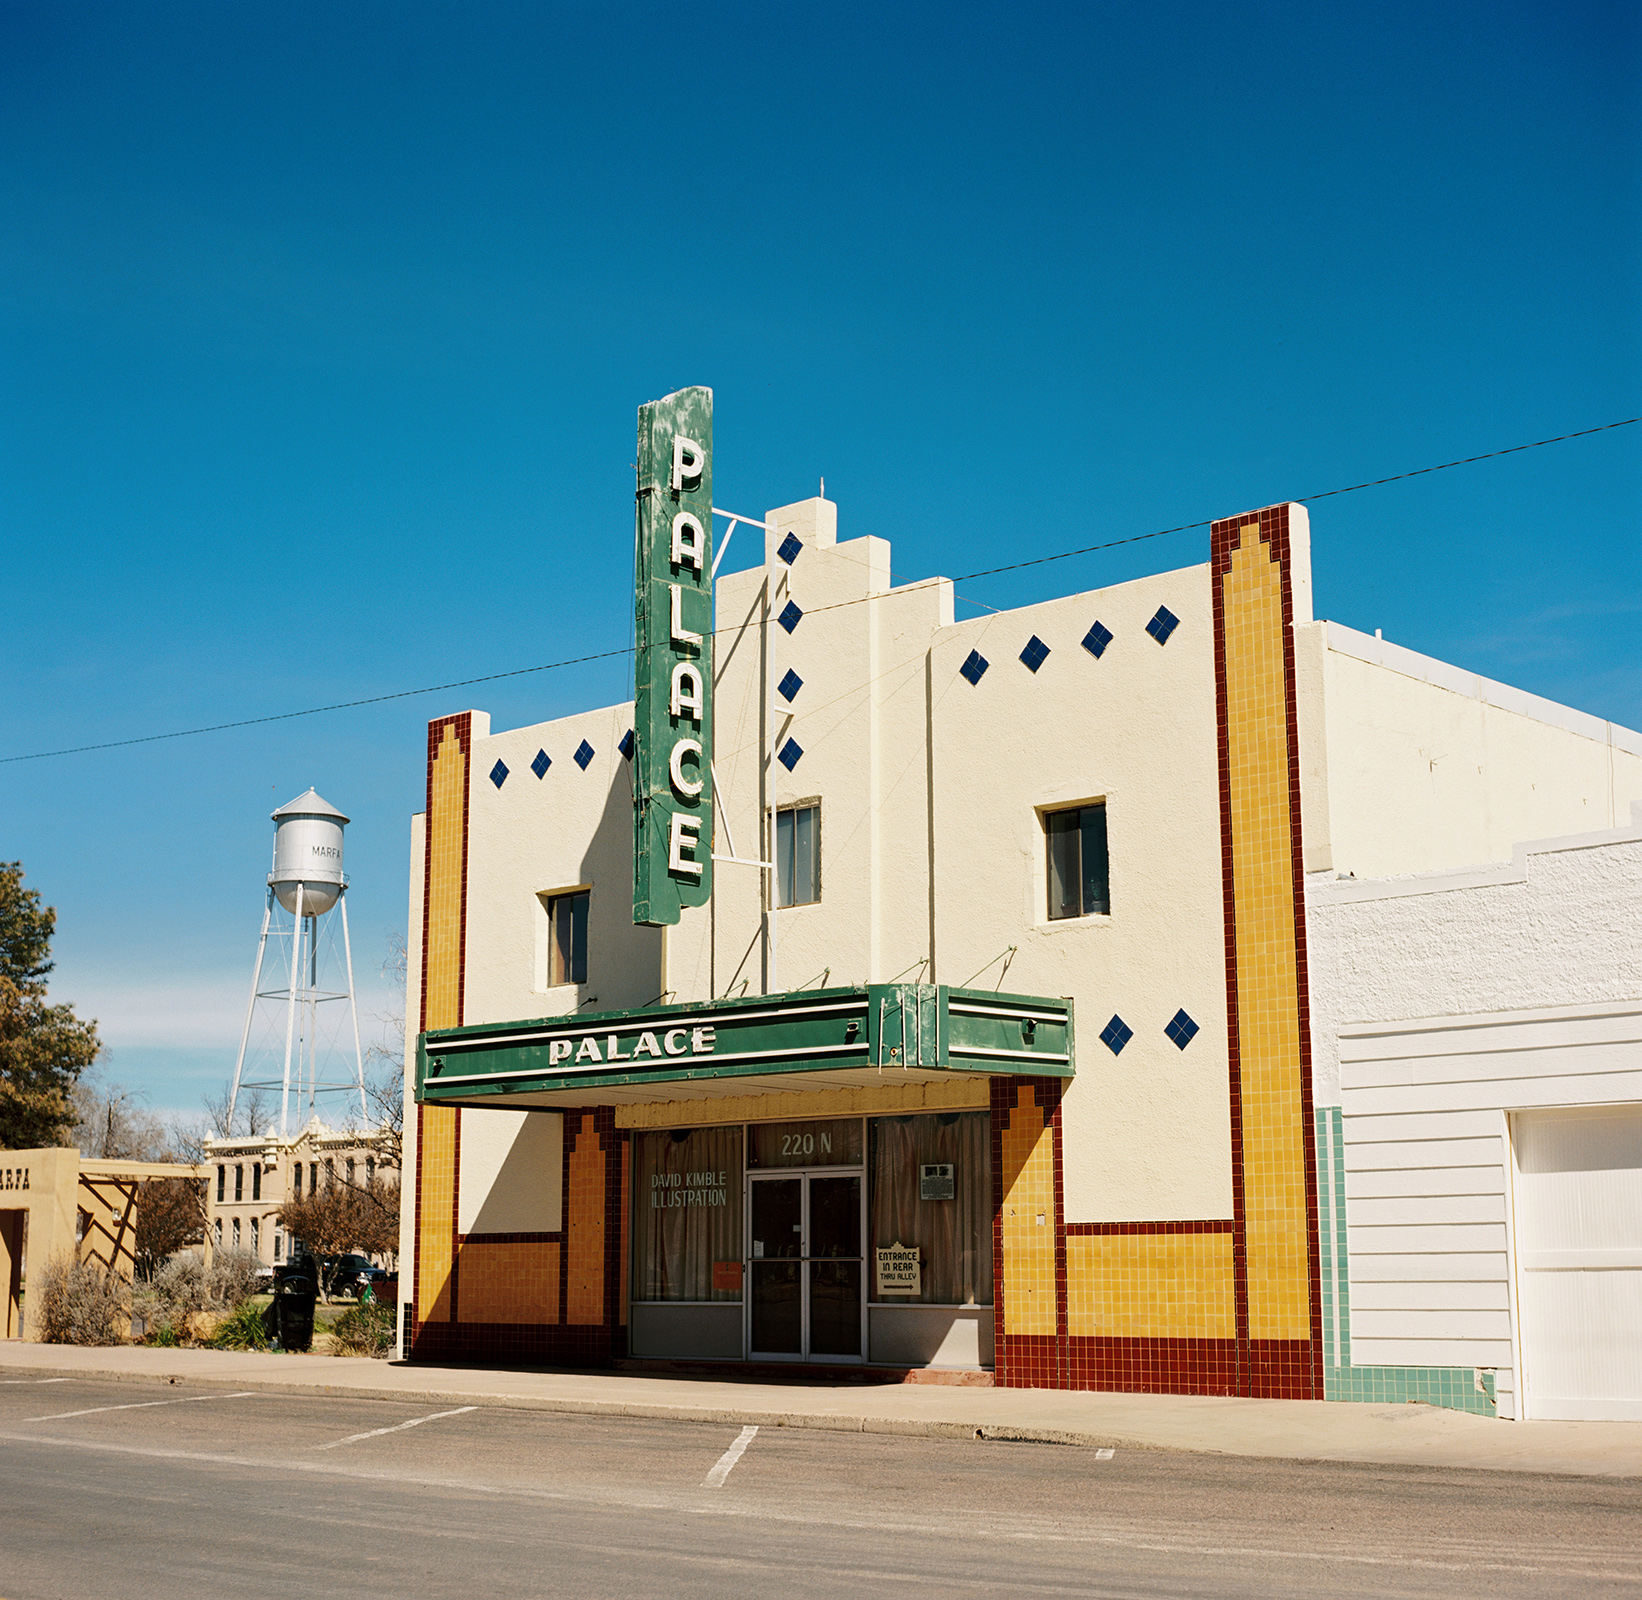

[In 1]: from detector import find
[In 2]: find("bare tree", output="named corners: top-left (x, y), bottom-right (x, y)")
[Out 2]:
top-left (203, 1084), bottom-right (234, 1138)
top-left (242, 1087), bottom-right (273, 1136)
top-left (71, 1067), bottom-right (172, 1161)
top-left (364, 930), bottom-right (406, 1172)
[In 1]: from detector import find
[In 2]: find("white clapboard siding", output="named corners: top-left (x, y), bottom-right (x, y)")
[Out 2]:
top-left (1347, 1167), bottom-right (1503, 1199)
top-left (1341, 999), bottom-right (1642, 1421)
top-left (1350, 1336), bottom-right (1517, 1370)
top-left (1346, 1135), bottom-right (1503, 1171)
top-left (1348, 1278), bottom-right (1509, 1312)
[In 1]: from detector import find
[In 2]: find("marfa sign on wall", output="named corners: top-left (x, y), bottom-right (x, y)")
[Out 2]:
top-left (633, 386), bottom-right (714, 926)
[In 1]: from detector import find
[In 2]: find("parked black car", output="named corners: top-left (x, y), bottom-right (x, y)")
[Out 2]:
top-left (327, 1253), bottom-right (387, 1299)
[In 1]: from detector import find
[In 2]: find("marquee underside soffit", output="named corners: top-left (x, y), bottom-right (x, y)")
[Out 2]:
top-left (416, 983), bottom-right (1074, 1113)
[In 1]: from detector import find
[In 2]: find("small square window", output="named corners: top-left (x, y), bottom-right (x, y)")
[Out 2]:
top-left (546, 889), bottom-right (590, 985)
top-left (1045, 802), bottom-right (1110, 920)
top-left (959, 649), bottom-right (989, 685)
top-left (531, 749), bottom-right (552, 779)
top-left (490, 759), bottom-right (509, 788)
top-left (1082, 621), bottom-right (1113, 658)
top-left (777, 531), bottom-right (803, 564)
top-left (1146, 605), bottom-right (1179, 646)
top-left (1019, 635), bottom-right (1050, 673)
top-left (775, 804), bottom-right (820, 907)
top-left (778, 600), bottom-right (803, 634)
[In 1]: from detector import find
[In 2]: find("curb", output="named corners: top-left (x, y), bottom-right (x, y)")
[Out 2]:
top-left (0, 1359), bottom-right (1166, 1452)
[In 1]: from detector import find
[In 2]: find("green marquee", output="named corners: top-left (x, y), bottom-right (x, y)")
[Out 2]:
top-left (416, 984), bottom-right (1074, 1111)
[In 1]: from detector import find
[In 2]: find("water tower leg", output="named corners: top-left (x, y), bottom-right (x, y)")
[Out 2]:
top-left (281, 886), bottom-right (304, 1139)
top-left (229, 889), bottom-right (273, 1128)
top-left (340, 889), bottom-right (367, 1124)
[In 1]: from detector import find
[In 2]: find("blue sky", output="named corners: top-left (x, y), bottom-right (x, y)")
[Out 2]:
top-left (2, 1), bottom-right (1636, 1117)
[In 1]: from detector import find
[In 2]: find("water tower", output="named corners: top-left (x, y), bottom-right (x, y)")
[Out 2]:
top-left (228, 789), bottom-right (366, 1136)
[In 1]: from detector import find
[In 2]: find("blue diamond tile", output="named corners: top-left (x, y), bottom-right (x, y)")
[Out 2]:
top-left (618, 728), bottom-right (635, 761)
top-left (489, 759), bottom-right (509, 789)
top-left (530, 749), bottom-right (551, 779)
top-left (1165, 1008), bottom-right (1200, 1050)
top-left (777, 599), bottom-right (803, 634)
top-left (959, 649), bottom-right (989, 686)
top-left (777, 737), bottom-right (803, 771)
top-left (1146, 605), bottom-right (1180, 646)
top-left (777, 668), bottom-right (803, 703)
top-left (777, 531), bottom-right (803, 565)
top-left (1099, 1014), bottom-right (1133, 1055)
top-left (573, 739), bottom-right (595, 770)
top-left (1019, 634), bottom-right (1050, 673)
top-left (1082, 620), bottom-right (1114, 658)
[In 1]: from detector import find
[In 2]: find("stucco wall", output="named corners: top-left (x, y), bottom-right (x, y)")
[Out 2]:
top-left (461, 702), bottom-right (664, 1025)
top-left (1312, 623), bottom-right (1642, 881)
top-left (1307, 811), bottom-right (1642, 1106)
top-left (926, 570), bottom-right (1234, 1225)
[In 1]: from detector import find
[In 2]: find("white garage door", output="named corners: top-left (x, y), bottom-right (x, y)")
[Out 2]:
top-left (1514, 1105), bottom-right (1642, 1422)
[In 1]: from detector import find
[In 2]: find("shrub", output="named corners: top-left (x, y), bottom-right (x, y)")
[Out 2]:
top-left (210, 1300), bottom-right (273, 1351)
top-left (35, 1256), bottom-right (129, 1346)
top-left (208, 1248), bottom-right (262, 1308)
top-left (148, 1321), bottom-right (179, 1347)
top-left (331, 1298), bottom-right (394, 1358)
top-left (149, 1247), bottom-right (261, 1330)
top-left (148, 1252), bottom-right (210, 1328)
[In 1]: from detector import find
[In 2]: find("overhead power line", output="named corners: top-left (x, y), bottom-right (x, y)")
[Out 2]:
top-left (4, 415), bottom-right (1635, 766)
top-left (952, 416), bottom-right (1639, 583)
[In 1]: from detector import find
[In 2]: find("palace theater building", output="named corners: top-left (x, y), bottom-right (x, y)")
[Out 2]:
top-left (400, 395), bottom-right (1642, 1398)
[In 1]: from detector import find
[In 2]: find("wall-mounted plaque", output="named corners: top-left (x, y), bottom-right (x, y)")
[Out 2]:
top-left (919, 1162), bottom-right (955, 1201)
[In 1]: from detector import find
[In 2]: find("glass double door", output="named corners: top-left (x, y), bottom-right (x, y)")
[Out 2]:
top-left (747, 1172), bottom-right (862, 1360)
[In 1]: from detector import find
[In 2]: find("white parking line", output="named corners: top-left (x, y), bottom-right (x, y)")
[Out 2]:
top-left (701, 1425), bottom-right (758, 1488)
top-left (317, 1406), bottom-right (477, 1450)
top-left (25, 1391), bottom-right (258, 1422)
top-left (0, 1378), bottom-right (72, 1385)
top-left (1096, 1448), bottom-right (1115, 1460)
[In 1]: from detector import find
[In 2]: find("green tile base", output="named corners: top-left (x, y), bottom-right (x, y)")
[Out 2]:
top-left (1325, 1362), bottom-right (1496, 1416)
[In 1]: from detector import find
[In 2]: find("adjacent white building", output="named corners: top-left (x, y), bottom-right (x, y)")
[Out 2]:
top-left (1309, 807), bottom-right (1642, 1420)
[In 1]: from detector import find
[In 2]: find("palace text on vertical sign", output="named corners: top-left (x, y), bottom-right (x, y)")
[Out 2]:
top-left (633, 387), bottom-right (714, 926)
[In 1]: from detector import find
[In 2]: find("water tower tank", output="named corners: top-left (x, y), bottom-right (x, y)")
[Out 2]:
top-left (269, 789), bottom-right (349, 916)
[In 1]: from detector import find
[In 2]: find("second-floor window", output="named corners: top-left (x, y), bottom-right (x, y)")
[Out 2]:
top-left (547, 890), bottom-right (590, 986)
top-left (775, 804), bottom-right (820, 908)
top-left (234, 1164), bottom-right (244, 1202)
top-left (1046, 802), bottom-right (1110, 920)
top-left (216, 1166), bottom-right (225, 1203)
top-left (252, 1165), bottom-right (261, 1201)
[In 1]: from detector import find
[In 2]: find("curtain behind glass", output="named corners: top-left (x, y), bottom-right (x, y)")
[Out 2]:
top-left (632, 1126), bottom-right (742, 1302)
top-left (868, 1112), bottom-right (991, 1305)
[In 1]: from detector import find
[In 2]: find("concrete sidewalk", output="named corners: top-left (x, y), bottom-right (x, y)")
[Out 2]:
top-left (3, 1340), bottom-right (1638, 1478)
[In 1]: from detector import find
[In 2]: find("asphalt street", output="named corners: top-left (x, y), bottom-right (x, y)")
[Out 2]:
top-left (1, 1376), bottom-right (1638, 1598)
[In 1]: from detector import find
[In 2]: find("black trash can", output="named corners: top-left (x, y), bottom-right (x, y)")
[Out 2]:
top-left (263, 1265), bottom-right (317, 1352)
